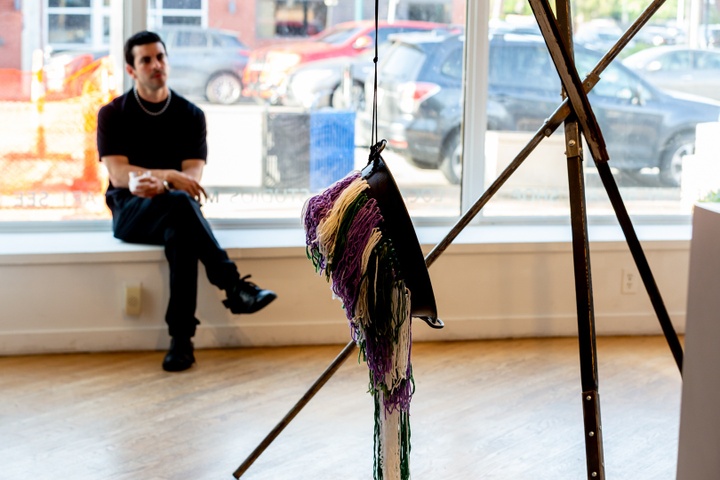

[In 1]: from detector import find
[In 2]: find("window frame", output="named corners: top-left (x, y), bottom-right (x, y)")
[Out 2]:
top-left (147, 0), bottom-right (207, 30)
top-left (46, 0), bottom-right (111, 51)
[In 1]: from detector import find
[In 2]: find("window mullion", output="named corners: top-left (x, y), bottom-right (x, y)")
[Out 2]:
top-left (460, 0), bottom-right (490, 222)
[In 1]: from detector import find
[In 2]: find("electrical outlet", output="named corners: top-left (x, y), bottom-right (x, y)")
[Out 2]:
top-left (621, 269), bottom-right (639, 295)
top-left (124, 283), bottom-right (142, 316)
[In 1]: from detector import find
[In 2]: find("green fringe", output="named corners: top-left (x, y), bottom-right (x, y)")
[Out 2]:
top-left (364, 240), bottom-right (400, 340)
top-left (327, 193), bottom-right (368, 277)
top-left (305, 246), bottom-right (324, 274)
top-left (400, 410), bottom-right (411, 480)
top-left (373, 393), bottom-right (383, 480)
top-left (372, 392), bottom-right (412, 480)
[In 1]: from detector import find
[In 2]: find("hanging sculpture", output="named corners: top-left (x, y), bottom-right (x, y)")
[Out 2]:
top-left (302, 143), bottom-right (440, 479)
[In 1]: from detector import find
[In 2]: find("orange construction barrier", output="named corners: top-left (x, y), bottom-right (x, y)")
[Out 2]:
top-left (0, 51), bottom-right (118, 197)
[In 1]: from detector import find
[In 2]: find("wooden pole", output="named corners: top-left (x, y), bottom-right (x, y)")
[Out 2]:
top-left (233, 341), bottom-right (357, 478)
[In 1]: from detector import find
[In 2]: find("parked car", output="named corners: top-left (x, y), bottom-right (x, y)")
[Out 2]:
top-left (279, 50), bottom-right (374, 110)
top-left (574, 20), bottom-right (632, 53)
top-left (358, 31), bottom-right (720, 186)
top-left (574, 20), bottom-right (682, 54)
top-left (281, 26), bottom-right (463, 110)
top-left (633, 23), bottom-right (686, 47)
top-left (622, 46), bottom-right (720, 101)
top-left (280, 42), bottom-right (394, 110)
top-left (241, 19), bottom-right (446, 104)
top-left (157, 26), bottom-right (250, 104)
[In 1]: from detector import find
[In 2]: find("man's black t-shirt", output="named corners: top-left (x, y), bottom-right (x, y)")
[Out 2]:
top-left (97, 89), bottom-right (208, 206)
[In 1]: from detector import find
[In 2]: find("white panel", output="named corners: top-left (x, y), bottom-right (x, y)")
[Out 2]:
top-left (677, 203), bottom-right (720, 479)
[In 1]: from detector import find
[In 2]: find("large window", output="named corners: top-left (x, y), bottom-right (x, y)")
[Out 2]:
top-left (148, 0), bottom-right (205, 29)
top-left (1, 0), bottom-right (719, 226)
top-left (46, 0), bottom-right (111, 50)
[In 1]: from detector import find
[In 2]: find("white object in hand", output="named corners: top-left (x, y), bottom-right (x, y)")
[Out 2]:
top-left (128, 171), bottom-right (150, 191)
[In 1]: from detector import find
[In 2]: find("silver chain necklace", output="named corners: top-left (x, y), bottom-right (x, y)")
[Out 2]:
top-left (133, 87), bottom-right (172, 116)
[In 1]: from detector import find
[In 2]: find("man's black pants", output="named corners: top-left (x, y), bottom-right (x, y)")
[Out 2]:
top-left (111, 191), bottom-right (240, 339)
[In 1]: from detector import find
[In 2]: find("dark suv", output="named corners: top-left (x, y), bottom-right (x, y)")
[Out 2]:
top-left (358, 31), bottom-right (720, 185)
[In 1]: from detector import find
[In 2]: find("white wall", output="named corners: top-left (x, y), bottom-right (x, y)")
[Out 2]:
top-left (677, 203), bottom-right (720, 479)
top-left (0, 226), bottom-right (689, 355)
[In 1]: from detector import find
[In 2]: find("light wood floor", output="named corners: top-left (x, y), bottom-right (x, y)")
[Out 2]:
top-left (1, 336), bottom-right (682, 479)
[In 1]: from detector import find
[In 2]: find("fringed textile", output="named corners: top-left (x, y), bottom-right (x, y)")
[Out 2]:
top-left (303, 172), bottom-right (414, 480)
top-left (302, 172), bottom-right (361, 273)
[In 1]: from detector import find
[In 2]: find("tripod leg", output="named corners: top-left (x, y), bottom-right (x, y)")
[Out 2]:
top-left (595, 162), bottom-right (684, 372)
top-left (530, 0), bottom-right (683, 375)
top-left (540, 0), bottom-right (607, 473)
top-left (582, 390), bottom-right (604, 479)
top-left (566, 120), bottom-right (605, 479)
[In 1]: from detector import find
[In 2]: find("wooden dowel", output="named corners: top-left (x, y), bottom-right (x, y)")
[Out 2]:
top-left (233, 341), bottom-right (357, 478)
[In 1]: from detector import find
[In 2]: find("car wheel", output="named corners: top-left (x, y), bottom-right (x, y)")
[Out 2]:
top-left (205, 72), bottom-right (242, 105)
top-left (331, 81), bottom-right (365, 110)
top-left (440, 130), bottom-right (462, 185)
top-left (659, 132), bottom-right (694, 187)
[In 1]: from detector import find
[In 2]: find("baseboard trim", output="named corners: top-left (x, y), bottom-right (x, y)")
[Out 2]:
top-left (0, 312), bottom-right (685, 356)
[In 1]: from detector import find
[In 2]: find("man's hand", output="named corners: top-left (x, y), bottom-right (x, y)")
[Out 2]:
top-left (130, 173), bottom-right (165, 198)
top-left (100, 156), bottom-right (207, 202)
top-left (165, 170), bottom-right (207, 203)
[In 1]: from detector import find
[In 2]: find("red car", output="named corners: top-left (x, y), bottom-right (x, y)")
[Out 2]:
top-left (242, 19), bottom-right (446, 104)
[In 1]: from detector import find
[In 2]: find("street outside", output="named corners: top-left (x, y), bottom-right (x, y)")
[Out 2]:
top-left (198, 100), bottom-right (688, 220)
top-left (0, 97), bottom-right (691, 223)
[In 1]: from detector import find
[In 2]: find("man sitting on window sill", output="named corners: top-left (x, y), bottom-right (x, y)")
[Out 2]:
top-left (97, 31), bottom-right (277, 372)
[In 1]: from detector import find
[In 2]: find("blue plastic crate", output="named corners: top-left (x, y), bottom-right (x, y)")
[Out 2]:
top-left (309, 110), bottom-right (356, 191)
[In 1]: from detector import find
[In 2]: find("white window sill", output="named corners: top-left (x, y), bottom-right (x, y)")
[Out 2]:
top-left (0, 223), bottom-right (692, 266)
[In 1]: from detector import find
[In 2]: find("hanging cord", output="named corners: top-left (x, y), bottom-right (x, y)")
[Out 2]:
top-left (370, 0), bottom-right (380, 150)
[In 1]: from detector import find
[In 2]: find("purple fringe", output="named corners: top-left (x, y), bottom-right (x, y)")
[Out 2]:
top-left (303, 172), bottom-right (360, 271)
top-left (384, 378), bottom-right (413, 413)
top-left (330, 198), bottom-right (382, 319)
top-left (365, 330), bottom-right (393, 387)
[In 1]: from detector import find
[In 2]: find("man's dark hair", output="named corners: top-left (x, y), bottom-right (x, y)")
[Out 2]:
top-left (124, 30), bottom-right (167, 67)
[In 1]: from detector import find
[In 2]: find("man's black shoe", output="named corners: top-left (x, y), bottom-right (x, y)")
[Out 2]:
top-left (162, 337), bottom-right (195, 372)
top-left (223, 275), bottom-right (277, 314)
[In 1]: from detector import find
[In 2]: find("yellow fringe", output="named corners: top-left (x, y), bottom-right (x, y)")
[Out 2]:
top-left (353, 228), bottom-right (383, 327)
top-left (316, 178), bottom-right (369, 264)
top-left (385, 283), bottom-right (412, 392)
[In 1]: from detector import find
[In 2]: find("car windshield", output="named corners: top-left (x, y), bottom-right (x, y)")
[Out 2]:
top-left (315, 25), bottom-right (364, 45)
top-left (489, 42), bottom-right (559, 90)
